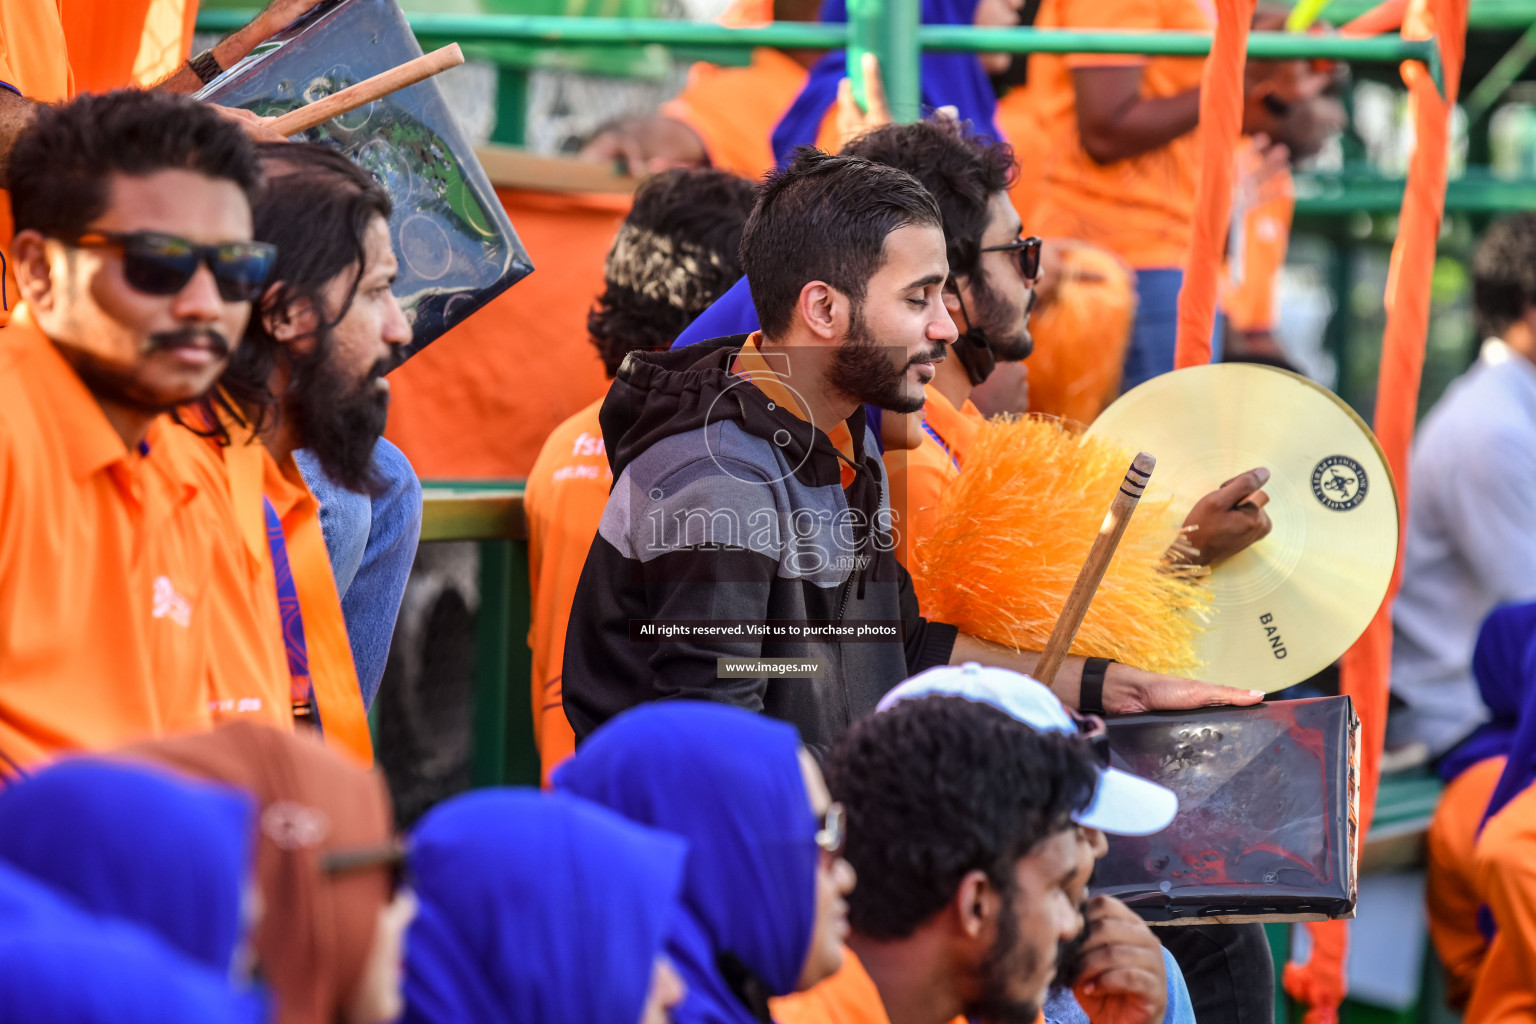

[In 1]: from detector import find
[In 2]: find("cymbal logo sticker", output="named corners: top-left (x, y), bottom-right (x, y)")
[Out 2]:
top-left (1311, 455), bottom-right (1368, 511)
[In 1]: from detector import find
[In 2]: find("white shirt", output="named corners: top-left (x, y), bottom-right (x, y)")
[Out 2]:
top-left (1391, 339), bottom-right (1536, 754)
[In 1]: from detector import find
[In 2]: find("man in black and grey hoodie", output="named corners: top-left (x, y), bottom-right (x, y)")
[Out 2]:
top-left (563, 147), bottom-right (1259, 752)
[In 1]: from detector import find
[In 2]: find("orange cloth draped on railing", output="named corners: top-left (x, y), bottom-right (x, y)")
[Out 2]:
top-left (1172, 0), bottom-right (1256, 368)
top-left (1280, 0), bottom-right (1468, 1019)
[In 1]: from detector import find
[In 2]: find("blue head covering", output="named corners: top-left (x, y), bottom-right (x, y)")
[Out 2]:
top-left (554, 703), bottom-right (819, 1024)
top-left (1441, 602), bottom-right (1536, 782)
top-left (0, 759), bottom-right (256, 973)
top-left (770, 0), bottom-right (998, 168)
top-left (402, 788), bottom-right (688, 1024)
top-left (0, 925), bottom-right (267, 1024)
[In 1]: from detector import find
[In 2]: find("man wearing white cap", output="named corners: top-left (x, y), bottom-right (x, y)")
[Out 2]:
top-left (881, 663), bottom-right (1272, 1024)
top-left (772, 666), bottom-right (1191, 1024)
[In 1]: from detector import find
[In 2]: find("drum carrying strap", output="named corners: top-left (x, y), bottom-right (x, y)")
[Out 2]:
top-left (263, 497), bottom-right (318, 724)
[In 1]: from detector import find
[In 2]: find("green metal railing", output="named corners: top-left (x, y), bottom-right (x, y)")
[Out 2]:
top-left (197, 9), bottom-right (1449, 115)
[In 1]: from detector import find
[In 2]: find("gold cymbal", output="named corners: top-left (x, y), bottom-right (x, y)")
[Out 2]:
top-left (1087, 363), bottom-right (1398, 693)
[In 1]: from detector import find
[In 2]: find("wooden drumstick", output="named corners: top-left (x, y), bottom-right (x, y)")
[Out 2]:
top-left (1033, 451), bottom-right (1156, 687)
top-left (268, 43), bottom-right (466, 136)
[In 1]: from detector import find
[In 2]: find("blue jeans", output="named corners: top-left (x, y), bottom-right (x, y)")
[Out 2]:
top-left (1123, 268), bottom-right (1224, 393)
top-left (1044, 947), bottom-right (1196, 1024)
top-left (295, 438), bottom-right (423, 710)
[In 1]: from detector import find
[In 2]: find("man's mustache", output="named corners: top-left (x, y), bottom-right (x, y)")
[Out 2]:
top-left (145, 328), bottom-right (231, 359)
top-left (906, 344), bottom-right (948, 368)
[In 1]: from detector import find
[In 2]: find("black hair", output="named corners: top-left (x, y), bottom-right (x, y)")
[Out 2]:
top-left (588, 168), bottom-right (756, 377)
top-left (841, 120), bottom-right (1017, 293)
top-left (1472, 213), bottom-right (1536, 340)
top-left (825, 695), bottom-right (1099, 940)
top-left (739, 147), bottom-right (943, 338)
top-left (204, 142), bottom-right (393, 438)
top-left (8, 89), bottom-right (260, 238)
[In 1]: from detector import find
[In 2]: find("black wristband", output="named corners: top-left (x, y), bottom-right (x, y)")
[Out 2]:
top-left (1080, 657), bottom-right (1113, 715)
top-left (188, 49), bottom-right (224, 86)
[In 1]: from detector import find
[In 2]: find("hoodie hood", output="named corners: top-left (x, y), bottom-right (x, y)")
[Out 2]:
top-left (600, 335), bottom-right (869, 495)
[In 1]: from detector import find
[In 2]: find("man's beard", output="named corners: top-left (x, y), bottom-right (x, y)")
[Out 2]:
top-left (56, 327), bottom-right (232, 416)
top-left (287, 341), bottom-right (396, 494)
top-left (969, 276), bottom-right (1034, 364)
top-left (1048, 900), bottom-right (1094, 998)
top-left (968, 890), bottom-right (1045, 1024)
top-left (827, 304), bottom-right (945, 415)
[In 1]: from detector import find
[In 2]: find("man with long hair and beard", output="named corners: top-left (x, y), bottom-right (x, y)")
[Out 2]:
top-left (189, 141), bottom-right (416, 764)
top-left (773, 670), bottom-right (1195, 1024)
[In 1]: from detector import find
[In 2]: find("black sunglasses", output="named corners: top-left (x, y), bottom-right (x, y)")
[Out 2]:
top-left (67, 230), bottom-right (276, 303)
top-left (979, 234), bottom-right (1043, 282)
top-left (322, 839), bottom-right (410, 897)
top-left (1066, 707), bottom-right (1111, 769)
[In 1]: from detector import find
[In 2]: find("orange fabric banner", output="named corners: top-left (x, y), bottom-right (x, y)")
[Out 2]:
top-left (1172, 0), bottom-right (1257, 369)
top-left (1282, 0), bottom-right (1468, 1018)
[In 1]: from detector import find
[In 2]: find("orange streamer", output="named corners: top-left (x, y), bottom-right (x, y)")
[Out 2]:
top-left (1172, 0), bottom-right (1257, 369)
top-left (1283, 0), bottom-right (1468, 1018)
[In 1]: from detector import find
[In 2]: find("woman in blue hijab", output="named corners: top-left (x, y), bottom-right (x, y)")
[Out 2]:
top-left (0, 759), bottom-right (256, 976)
top-left (0, 926), bottom-right (267, 1024)
top-left (1440, 601), bottom-right (1536, 784)
top-left (555, 702), bottom-right (854, 1024)
top-left (402, 788), bottom-right (689, 1024)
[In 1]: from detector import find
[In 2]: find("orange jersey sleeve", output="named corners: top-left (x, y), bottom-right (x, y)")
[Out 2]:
top-left (0, 307), bottom-right (220, 770)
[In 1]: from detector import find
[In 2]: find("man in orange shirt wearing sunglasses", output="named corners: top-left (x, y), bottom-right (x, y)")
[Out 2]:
top-left (0, 89), bottom-right (281, 771)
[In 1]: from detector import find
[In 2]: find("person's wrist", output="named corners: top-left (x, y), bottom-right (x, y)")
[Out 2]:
top-left (1099, 661), bottom-right (1142, 715)
top-left (212, 22), bottom-right (262, 71)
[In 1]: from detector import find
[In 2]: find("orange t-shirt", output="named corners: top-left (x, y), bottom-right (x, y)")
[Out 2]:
top-left (885, 384), bottom-right (984, 593)
top-left (525, 395), bottom-right (612, 784)
top-left (771, 947), bottom-right (988, 1024)
top-left (1427, 756), bottom-right (1505, 1010)
top-left (661, 48), bottom-right (815, 181)
top-left (0, 305), bottom-right (221, 770)
top-left (1027, 0), bottom-right (1214, 269)
top-left (384, 189), bottom-right (627, 480)
top-left (1468, 781), bottom-right (1536, 1022)
top-left (1220, 157), bottom-right (1294, 333)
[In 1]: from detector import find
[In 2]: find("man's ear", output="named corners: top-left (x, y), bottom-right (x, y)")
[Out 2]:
top-left (954, 869), bottom-right (998, 939)
top-left (260, 283), bottom-right (320, 357)
top-left (797, 280), bottom-right (841, 342)
top-left (10, 231), bottom-right (57, 312)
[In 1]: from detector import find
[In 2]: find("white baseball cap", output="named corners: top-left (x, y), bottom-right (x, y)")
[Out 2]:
top-left (877, 662), bottom-right (1178, 836)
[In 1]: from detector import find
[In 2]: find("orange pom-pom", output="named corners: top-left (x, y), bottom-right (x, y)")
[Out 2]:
top-left (1027, 244), bottom-right (1135, 425)
top-left (915, 416), bottom-right (1209, 676)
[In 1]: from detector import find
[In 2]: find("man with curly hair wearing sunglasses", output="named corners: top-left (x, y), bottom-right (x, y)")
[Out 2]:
top-left (0, 89), bottom-right (281, 772)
